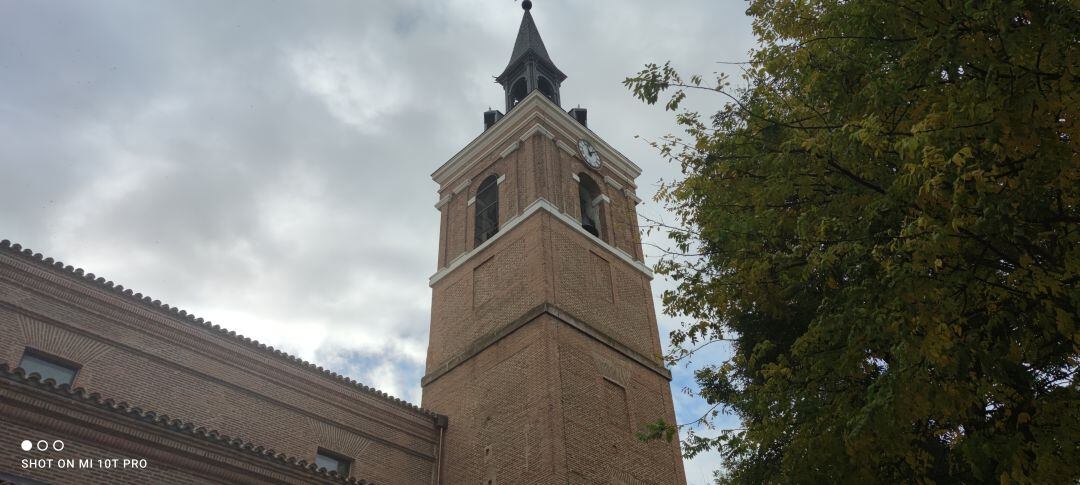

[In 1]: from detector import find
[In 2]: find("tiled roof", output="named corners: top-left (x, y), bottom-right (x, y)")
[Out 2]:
top-left (0, 364), bottom-right (376, 484)
top-left (497, 9), bottom-right (566, 82)
top-left (508, 10), bottom-right (552, 69)
top-left (0, 239), bottom-right (436, 419)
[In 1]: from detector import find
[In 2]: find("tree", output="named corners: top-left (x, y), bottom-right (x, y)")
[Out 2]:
top-left (626, 1), bottom-right (1079, 483)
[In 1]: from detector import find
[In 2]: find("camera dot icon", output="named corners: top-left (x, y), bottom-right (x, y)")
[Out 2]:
top-left (20, 440), bottom-right (32, 452)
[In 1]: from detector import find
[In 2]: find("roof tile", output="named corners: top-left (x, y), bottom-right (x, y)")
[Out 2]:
top-left (2, 363), bottom-right (376, 484)
top-left (0, 239), bottom-right (439, 420)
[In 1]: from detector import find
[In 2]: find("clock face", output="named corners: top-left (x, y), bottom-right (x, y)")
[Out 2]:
top-left (578, 139), bottom-right (601, 170)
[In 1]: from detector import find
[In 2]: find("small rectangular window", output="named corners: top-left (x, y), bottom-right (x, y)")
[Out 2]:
top-left (315, 449), bottom-right (351, 476)
top-left (18, 349), bottom-right (79, 386)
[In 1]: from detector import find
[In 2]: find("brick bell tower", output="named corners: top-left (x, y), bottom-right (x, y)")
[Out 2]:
top-left (421, 2), bottom-right (686, 483)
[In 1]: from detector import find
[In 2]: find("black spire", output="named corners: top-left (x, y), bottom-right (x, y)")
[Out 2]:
top-left (496, 2), bottom-right (566, 111)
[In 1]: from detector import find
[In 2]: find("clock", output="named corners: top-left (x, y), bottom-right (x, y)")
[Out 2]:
top-left (577, 139), bottom-right (602, 170)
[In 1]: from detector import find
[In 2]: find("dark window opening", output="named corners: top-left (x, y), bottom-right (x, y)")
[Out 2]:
top-left (578, 173), bottom-right (602, 238)
top-left (315, 449), bottom-right (352, 477)
top-left (538, 76), bottom-right (555, 102)
top-left (474, 175), bottom-right (500, 245)
top-left (509, 78), bottom-right (528, 108)
top-left (18, 348), bottom-right (79, 386)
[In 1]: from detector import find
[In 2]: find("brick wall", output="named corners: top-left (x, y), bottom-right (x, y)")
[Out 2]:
top-left (427, 215), bottom-right (547, 372)
top-left (435, 118), bottom-right (643, 269)
top-left (422, 317), bottom-right (560, 485)
top-left (0, 245), bottom-right (439, 485)
top-left (2, 420), bottom-right (206, 485)
top-left (0, 367), bottom-right (369, 484)
top-left (556, 318), bottom-right (686, 484)
top-left (428, 209), bottom-right (662, 373)
top-left (547, 219), bottom-right (661, 360)
top-left (425, 97), bottom-right (685, 484)
top-left (422, 311), bottom-right (685, 485)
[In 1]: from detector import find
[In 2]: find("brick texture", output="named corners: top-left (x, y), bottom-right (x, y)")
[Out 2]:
top-left (424, 97), bottom-right (685, 484)
top-left (0, 91), bottom-right (684, 484)
top-left (0, 368), bottom-right (376, 485)
top-left (0, 246), bottom-right (440, 485)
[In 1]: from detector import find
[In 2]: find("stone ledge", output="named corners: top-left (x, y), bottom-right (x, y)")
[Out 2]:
top-left (421, 303), bottom-right (671, 387)
top-left (429, 198), bottom-right (652, 286)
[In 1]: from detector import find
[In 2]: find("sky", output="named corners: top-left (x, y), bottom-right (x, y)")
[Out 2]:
top-left (0, 0), bottom-right (755, 481)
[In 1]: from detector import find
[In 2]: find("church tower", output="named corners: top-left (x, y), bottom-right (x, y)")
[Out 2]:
top-left (422, 3), bottom-right (686, 483)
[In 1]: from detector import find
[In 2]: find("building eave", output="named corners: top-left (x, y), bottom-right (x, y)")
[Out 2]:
top-left (0, 364), bottom-right (378, 484)
top-left (0, 239), bottom-right (440, 420)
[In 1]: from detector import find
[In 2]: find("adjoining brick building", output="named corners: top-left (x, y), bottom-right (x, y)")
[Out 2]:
top-left (0, 3), bottom-right (684, 484)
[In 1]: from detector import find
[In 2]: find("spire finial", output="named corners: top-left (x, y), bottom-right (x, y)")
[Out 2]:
top-left (497, 0), bottom-right (564, 110)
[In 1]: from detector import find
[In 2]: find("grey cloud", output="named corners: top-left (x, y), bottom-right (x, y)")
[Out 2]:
top-left (0, 1), bottom-right (754, 481)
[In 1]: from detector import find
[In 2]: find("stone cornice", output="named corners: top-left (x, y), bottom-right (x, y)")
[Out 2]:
top-left (0, 240), bottom-right (437, 420)
top-left (420, 303), bottom-right (672, 387)
top-left (428, 198), bottom-right (653, 286)
top-left (432, 90), bottom-right (642, 188)
top-left (0, 364), bottom-right (376, 484)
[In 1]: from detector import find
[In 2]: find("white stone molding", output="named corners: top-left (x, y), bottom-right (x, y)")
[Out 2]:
top-left (499, 142), bottom-right (520, 159)
top-left (603, 175), bottom-right (623, 190)
top-left (432, 91), bottom-right (642, 187)
top-left (556, 139), bottom-right (577, 157)
top-left (452, 178), bottom-right (471, 195)
top-left (519, 123), bottom-right (554, 142)
top-left (429, 198), bottom-right (652, 286)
